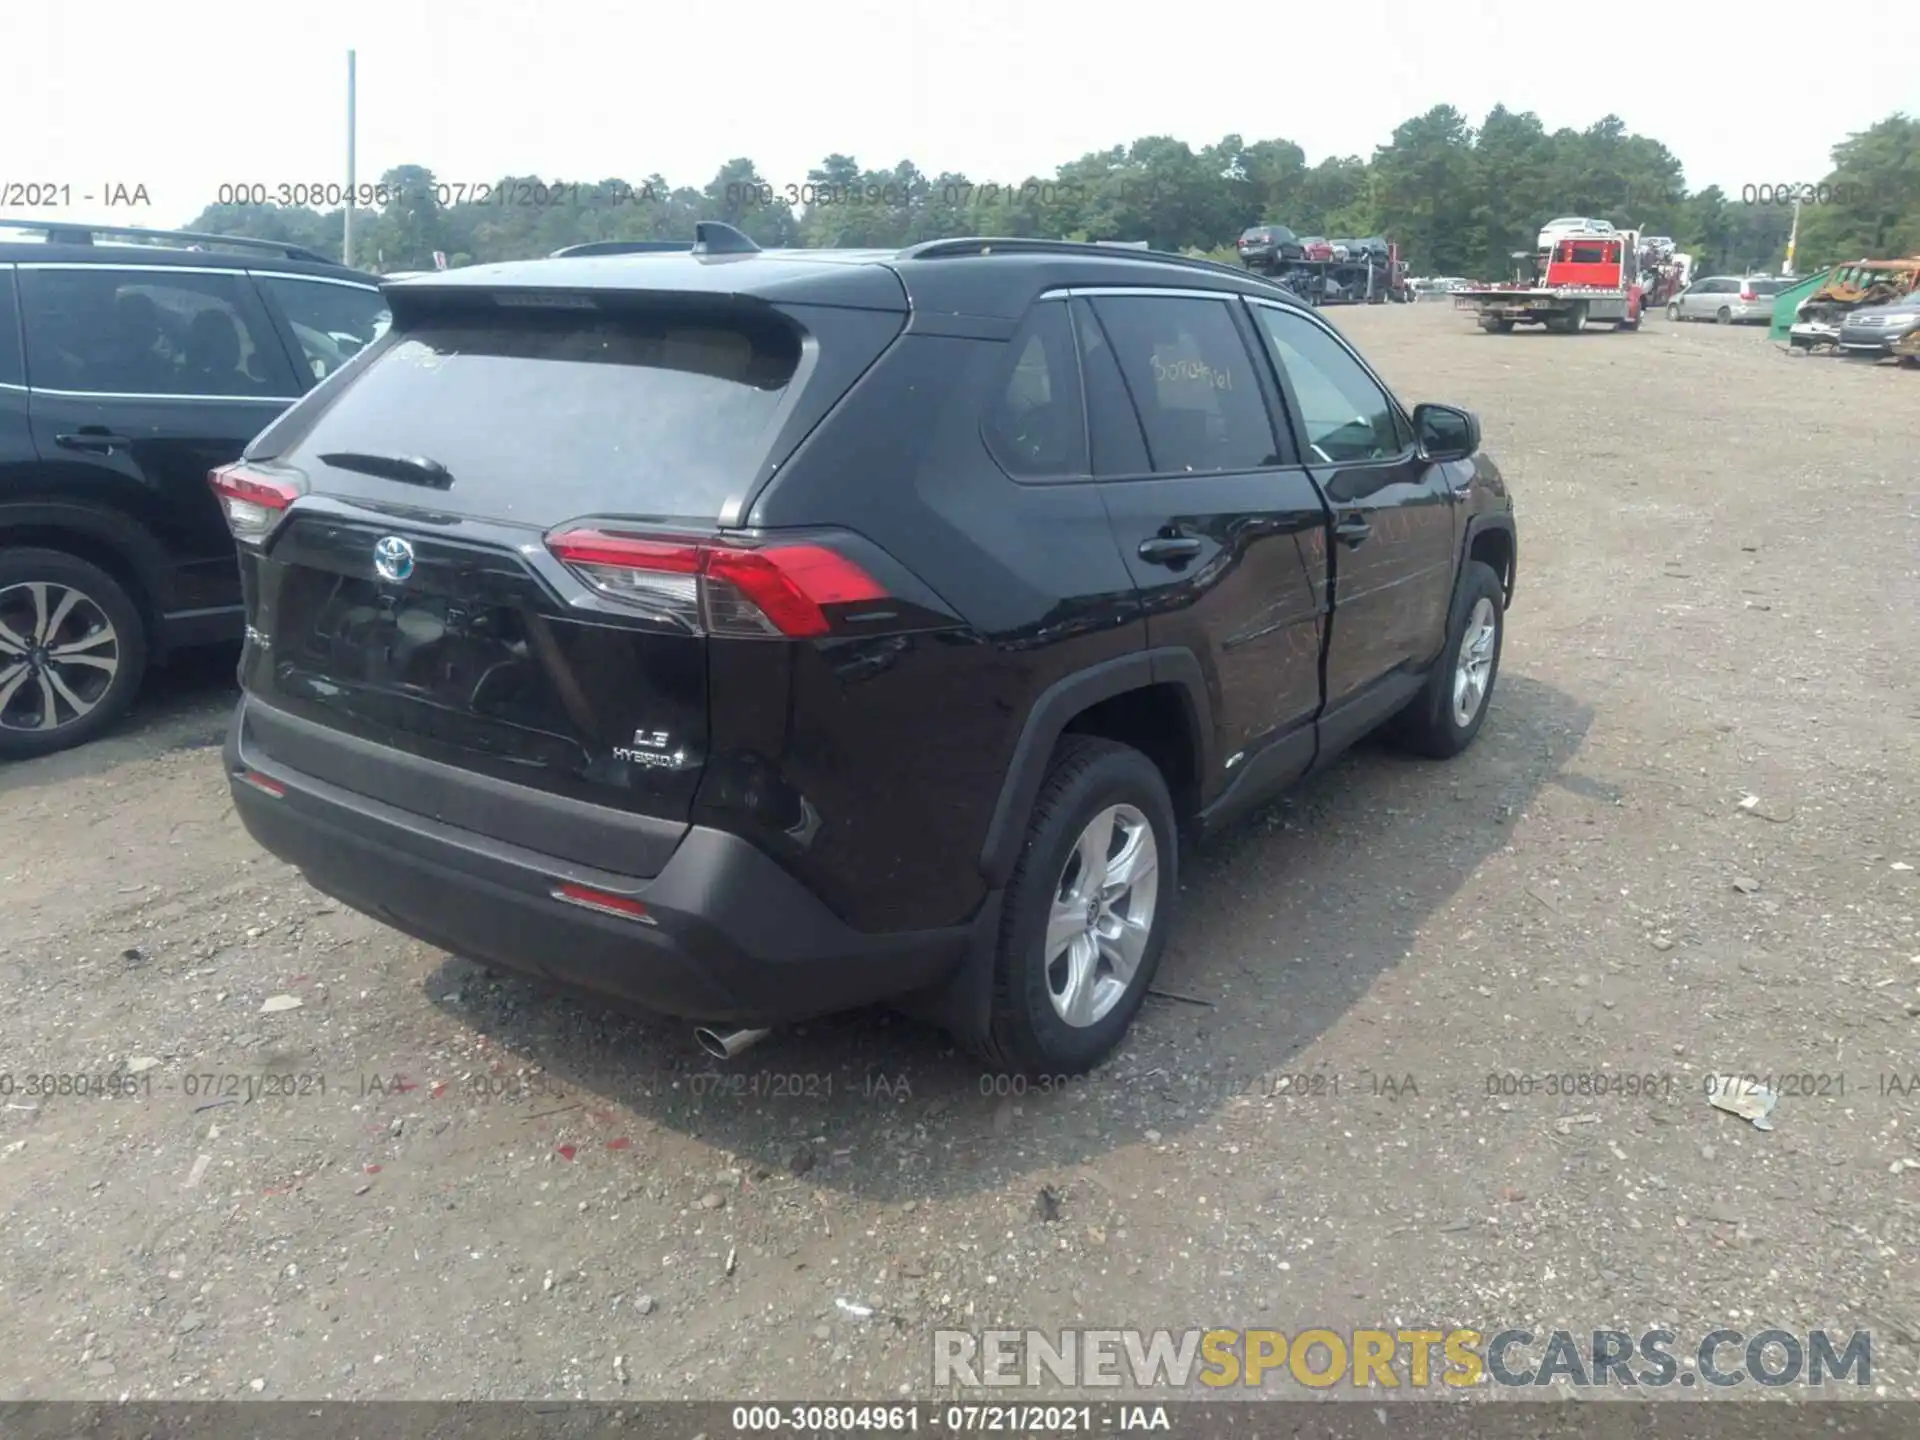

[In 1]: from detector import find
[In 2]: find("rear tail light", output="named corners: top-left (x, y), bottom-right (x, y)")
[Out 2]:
top-left (546, 528), bottom-right (887, 639)
top-left (1739, 286), bottom-right (1757, 301)
top-left (209, 463), bottom-right (301, 542)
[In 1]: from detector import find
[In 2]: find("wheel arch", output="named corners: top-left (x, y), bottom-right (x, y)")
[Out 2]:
top-left (0, 503), bottom-right (167, 655)
top-left (978, 649), bottom-right (1214, 887)
top-left (1463, 512), bottom-right (1517, 609)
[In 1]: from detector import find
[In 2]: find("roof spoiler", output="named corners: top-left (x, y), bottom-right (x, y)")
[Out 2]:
top-left (549, 240), bottom-right (696, 258)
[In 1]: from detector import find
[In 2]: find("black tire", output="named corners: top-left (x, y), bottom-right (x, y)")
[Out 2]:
top-left (1667, 303), bottom-right (1682, 321)
top-left (971, 735), bottom-right (1177, 1077)
top-left (1479, 317), bottom-right (1513, 334)
top-left (1560, 302), bottom-right (1590, 334)
top-left (0, 548), bottom-right (148, 761)
top-left (1716, 306), bottom-right (1732, 324)
top-left (1389, 561), bottom-right (1506, 760)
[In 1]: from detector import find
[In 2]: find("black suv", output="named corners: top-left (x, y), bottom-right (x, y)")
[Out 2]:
top-left (1236, 225), bottom-right (1306, 273)
top-left (221, 225), bottom-right (1517, 1075)
top-left (0, 220), bottom-right (389, 757)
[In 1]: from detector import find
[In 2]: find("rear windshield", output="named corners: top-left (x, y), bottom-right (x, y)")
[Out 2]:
top-left (1748, 280), bottom-right (1786, 295)
top-left (283, 305), bottom-right (802, 522)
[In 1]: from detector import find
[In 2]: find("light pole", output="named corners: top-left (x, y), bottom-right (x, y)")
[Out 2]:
top-left (343, 50), bottom-right (358, 267)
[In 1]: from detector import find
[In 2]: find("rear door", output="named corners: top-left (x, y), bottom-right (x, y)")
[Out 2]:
top-left (1682, 278), bottom-right (1723, 319)
top-left (16, 263), bottom-right (303, 619)
top-left (0, 267), bottom-right (31, 493)
top-left (239, 288), bottom-right (905, 846)
top-left (1245, 298), bottom-right (1458, 719)
top-left (1079, 290), bottom-right (1329, 784)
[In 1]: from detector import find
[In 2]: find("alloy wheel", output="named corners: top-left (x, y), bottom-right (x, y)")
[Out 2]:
top-left (0, 581), bottom-right (122, 735)
top-left (1043, 804), bottom-right (1160, 1028)
top-left (1452, 597), bottom-right (1498, 728)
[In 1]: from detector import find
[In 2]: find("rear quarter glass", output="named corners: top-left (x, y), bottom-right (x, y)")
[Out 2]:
top-left (276, 304), bottom-right (806, 526)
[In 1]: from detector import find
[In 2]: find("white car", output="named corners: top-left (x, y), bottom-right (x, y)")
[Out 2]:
top-left (1536, 216), bottom-right (1616, 250)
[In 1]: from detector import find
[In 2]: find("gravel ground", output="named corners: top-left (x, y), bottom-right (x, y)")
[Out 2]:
top-left (1, 304), bottom-right (1916, 1403)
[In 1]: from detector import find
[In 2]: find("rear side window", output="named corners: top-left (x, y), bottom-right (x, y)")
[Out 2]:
top-left (257, 275), bottom-right (391, 384)
top-left (981, 301), bottom-right (1086, 479)
top-left (283, 304), bottom-right (802, 522)
top-left (1087, 295), bottom-right (1277, 474)
top-left (0, 270), bottom-right (21, 387)
top-left (19, 267), bottom-right (297, 397)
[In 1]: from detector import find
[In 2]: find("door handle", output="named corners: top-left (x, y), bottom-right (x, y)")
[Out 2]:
top-left (1334, 514), bottom-right (1373, 547)
top-left (1137, 536), bottom-right (1202, 566)
top-left (56, 431), bottom-right (133, 454)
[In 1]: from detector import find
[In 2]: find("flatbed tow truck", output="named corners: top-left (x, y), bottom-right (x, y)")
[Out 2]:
top-left (1454, 226), bottom-right (1646, 333)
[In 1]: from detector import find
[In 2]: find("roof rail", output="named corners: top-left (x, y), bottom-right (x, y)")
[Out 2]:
top-left (894, 236), bottom-right (1273, 286)
top-left (0, 216), bottom-right (336, 264)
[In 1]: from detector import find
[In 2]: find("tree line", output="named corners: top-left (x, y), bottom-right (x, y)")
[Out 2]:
top-left (185, 106), bottom-right (1918, 279)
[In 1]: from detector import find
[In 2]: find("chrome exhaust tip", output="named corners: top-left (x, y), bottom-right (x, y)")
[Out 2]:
top-left (694, 1026), bottom-right (771, 1060)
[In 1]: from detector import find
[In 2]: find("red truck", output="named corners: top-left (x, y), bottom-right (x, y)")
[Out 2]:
top-left (1453, 227), bottom-right (1647, 333)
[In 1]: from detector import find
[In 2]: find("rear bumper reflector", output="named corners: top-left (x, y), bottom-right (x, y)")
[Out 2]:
top-left (551, 882), bottom-right (656, 924)
top-left (239, 769), bottom-right (286, 797)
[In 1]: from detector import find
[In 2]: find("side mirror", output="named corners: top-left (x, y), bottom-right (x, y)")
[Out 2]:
top-left (1413, 403), bottom-right (1479, 462)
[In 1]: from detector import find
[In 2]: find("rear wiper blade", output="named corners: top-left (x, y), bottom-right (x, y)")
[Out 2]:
top-left (318, 452), bottom-right (454, 489)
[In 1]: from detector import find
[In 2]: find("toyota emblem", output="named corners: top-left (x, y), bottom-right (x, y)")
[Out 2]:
top-left (373, 535), bottom-right (415, 583)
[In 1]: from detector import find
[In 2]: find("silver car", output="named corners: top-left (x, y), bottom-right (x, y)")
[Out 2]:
top-left (1668, 275), bottom-right (1788, 324)
top-left (1836, 291), bottom-right (1920, 358)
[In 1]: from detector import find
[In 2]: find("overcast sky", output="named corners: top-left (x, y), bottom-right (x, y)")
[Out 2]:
top-left (4, 0), bottom-right (1914, 231)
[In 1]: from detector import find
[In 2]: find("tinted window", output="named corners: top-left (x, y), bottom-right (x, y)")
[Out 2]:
top-left (981, 301), bottom-right (1086, 479)
top-left (1250, 304), bottom-right (1407, 465)
top-left (258, 276), bottom-right (391, 384)
top-left (1086, 295), bottom-right (1276, 474)
top-left (1071, 298), bottom-right (1150, 477)
top-left (0, 269), bottom-right (21, 387)
top-left (284, 305), bottom-right (801, 522)
top-left (1749, 280), bottom-right (1786, 295)
top-left (19, 267), bottom-right (296, 397)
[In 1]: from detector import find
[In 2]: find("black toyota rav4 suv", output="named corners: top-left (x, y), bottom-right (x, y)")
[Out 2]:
top-left (221, 225), bottom-right (1517, 1075)
top-left (0, 221), bottom-right (390, 758)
